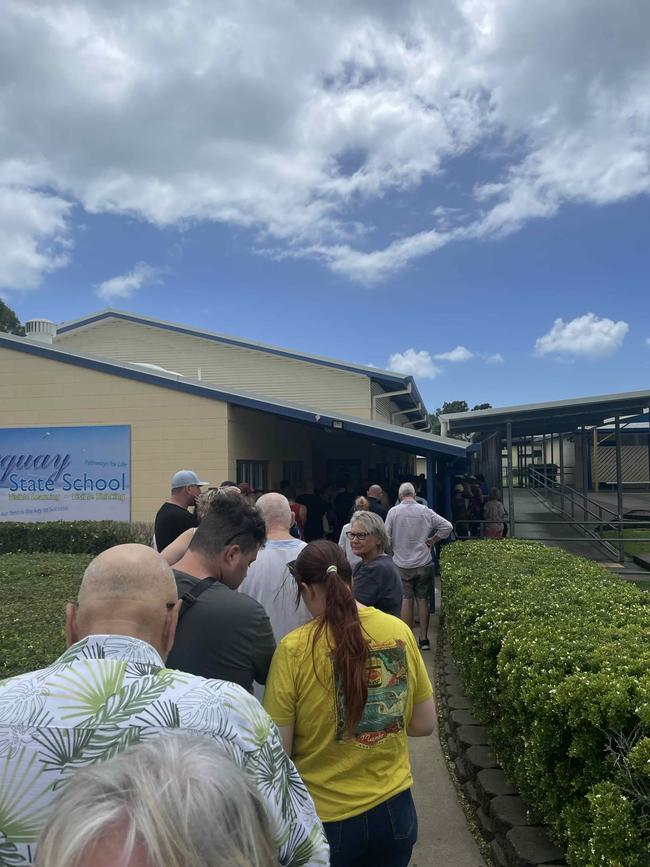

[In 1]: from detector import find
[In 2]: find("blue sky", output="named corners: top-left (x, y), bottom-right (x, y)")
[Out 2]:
top-left (2, 1), bottom-right (649, 417)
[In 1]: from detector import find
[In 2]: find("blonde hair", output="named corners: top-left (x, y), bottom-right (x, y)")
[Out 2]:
top-left (35, 735), bottom-right (277, 867)
top-left (354, 496), bottom-right (369, 511)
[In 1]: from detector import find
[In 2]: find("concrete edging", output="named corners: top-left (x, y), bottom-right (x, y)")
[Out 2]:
top-left (437, 637), bottom-right (567, 867)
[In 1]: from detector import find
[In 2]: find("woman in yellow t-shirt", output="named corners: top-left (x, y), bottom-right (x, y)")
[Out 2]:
top-left (264, 540), bottom-right (435, 867)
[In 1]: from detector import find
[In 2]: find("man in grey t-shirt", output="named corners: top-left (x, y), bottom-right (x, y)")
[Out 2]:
top-left (167, 491), bottom-right (275, 693)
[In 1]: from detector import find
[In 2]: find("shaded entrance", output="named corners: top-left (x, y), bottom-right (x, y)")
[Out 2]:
top-left (440, 390), bottom-right (650, 576)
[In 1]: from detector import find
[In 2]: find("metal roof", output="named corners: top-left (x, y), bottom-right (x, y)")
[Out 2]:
top-left (55, 309), bottom-right (429, 426)
top-left (440, 389), bottom-right (650, 438)
top-left (1, 334), bottom-right (466, 460)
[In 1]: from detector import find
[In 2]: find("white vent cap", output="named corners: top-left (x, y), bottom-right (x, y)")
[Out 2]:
top-left (25, 318), bottom-right (56, 343)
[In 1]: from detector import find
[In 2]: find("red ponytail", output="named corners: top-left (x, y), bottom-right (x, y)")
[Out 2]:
top-left (292, 540), bottom-right (368, 736)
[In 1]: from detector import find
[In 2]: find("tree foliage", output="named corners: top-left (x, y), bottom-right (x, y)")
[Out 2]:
top-left (429, 400), bottom-right (492, 437)
top-left (0, 299), bottom-right (25, 336)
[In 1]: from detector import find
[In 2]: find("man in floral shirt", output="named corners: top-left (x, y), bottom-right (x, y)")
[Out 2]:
top-left (0, 544), bottom-right (329, 866)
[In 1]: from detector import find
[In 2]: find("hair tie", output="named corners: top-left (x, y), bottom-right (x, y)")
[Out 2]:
top-left (326, 565), bottom-right (338, 574)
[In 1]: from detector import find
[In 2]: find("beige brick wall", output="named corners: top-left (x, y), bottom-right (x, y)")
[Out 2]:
top-left (0, 347), bottom-right (229, 522)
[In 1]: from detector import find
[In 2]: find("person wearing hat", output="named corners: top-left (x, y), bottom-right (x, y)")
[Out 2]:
top-left (154, 470), bottom-right (209, 552)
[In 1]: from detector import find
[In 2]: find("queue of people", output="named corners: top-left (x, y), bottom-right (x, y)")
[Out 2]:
top-left (1, 466), bottom-right (463, 866)
top-left (451, 473), bottom-right (508, 539)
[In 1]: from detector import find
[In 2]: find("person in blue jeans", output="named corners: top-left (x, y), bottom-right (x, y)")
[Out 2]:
top-left (264, 540), bottom-right (436, 867)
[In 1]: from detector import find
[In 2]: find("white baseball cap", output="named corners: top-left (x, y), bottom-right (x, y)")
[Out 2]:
top-left (171, 470), bottom-right (209, 489)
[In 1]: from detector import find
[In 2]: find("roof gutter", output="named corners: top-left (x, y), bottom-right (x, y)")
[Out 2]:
top-left (372, 382), bottom-right (412, 419)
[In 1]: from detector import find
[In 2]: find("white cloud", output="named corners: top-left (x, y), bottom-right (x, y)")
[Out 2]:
top-left (484, 352), bottom-right (504, 365)
top-left (434, 345), bottom-right (474, 362)
top-left (0, 0), bottom-right (649, 286)
top-left (95, 262), bottom-right (161, 302)
top-left (388, 349), bottom-right (441, 379)
top-left (534, 313), bottom-right (629, 359)
top-left (0, 186), bottom-right (72, 291)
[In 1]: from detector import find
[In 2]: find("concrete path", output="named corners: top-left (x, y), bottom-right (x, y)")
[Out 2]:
top-left (409, 608), bottom-right (486, 867)
top-left (511, 489), bottom-right (645, 580)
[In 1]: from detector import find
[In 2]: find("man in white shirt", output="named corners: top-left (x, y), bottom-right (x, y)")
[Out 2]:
top-left (239, 493), bottom-right (311, 697)
top-left (385, 482), bottom-right (452, 650)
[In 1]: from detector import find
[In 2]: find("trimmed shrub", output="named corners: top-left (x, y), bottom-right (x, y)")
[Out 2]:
top-left (441, 539), bottom-right (650, 867)
top-left (0, 521), bottom-right (154, 555)
top-left (0, 553), bottom-right (91, 679)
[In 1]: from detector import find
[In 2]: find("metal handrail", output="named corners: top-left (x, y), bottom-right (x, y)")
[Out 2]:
top-left (524, 467), bottom-right (632, 562)
top-left (527, 467), bottom-right (621, 519)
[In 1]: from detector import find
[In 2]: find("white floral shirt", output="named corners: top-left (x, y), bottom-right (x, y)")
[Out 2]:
top-left (0, 635), bottom-right (329, 866)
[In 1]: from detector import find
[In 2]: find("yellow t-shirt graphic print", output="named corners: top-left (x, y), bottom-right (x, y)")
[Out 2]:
top-left (335, 639), bottom-right (408, 746)
top-left (264, 606), bottom-right (433, 822)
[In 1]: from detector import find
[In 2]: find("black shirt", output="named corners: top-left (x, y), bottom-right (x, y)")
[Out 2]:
top-left (296, 494), bottom-right (331, 541)
top-left (154, 502), bottom-right (198, 552)
top-left (352, 554), bottom-right (403, 617)
top-left (367, 497), bottom-right (388, 521)
top-left (334, 490), bottom-right (357, 530)
top-left (167, 570), bottom-right (276, 693)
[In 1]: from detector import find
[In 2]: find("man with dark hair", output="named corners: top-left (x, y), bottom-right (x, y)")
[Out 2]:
top-left (297, 484), bottom-right (334, 541)
top-left (333, 478), bottom-right (356, 532)
top-left (154, 469), bottom-right (209, 551)
top-left (167, 493), bottom-right (275, 692)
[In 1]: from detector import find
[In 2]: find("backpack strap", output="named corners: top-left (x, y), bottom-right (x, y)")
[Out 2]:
top-left (178, 576), bottom-right (217, 621)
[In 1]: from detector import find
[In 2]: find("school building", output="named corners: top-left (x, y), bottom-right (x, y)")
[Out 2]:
top-left (0, 310), bottom-right (469, 523)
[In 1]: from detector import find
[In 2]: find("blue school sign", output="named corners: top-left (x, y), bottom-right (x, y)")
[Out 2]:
top-left (0, 425), bottom-right (131, 523)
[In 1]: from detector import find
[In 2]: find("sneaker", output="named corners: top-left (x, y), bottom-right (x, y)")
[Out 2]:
top-left (418, 638), bottom-right (431, 651)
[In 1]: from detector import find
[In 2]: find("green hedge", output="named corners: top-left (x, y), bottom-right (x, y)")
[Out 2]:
top-left (0, 521), bottom-right (154, 555)
top-left (441, 540), bottom-right (650, 867)
top-left (0, 553), bottom-right (91, 679)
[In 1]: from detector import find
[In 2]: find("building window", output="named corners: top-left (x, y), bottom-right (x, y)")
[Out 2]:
top-left (282, 461), bottom-right (304, 488)
top-left (236, 460), bottom-right (269, 491)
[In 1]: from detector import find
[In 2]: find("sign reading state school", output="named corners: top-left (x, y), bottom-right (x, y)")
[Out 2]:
top-left (0, 425), bottom-right (131, 523)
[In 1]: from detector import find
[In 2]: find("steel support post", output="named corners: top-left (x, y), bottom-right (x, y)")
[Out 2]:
top-left (426, 453), bottom-right (435, 509)
top-left (615, 414), bottom-right (624, 564)
top-left (580, 428), bottom-right (587, 521)
top-left (593, 427), bottom-right (599, 493)
top-left (559, 433), bottom-right (564, 514)
top-left (647, 408), bottom-right (650, 489)
top-left (506, 421), bottom-right (515, 537)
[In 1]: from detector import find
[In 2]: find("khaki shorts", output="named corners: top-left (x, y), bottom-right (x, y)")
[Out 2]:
top-left (398, 564), bottom-right (433, 600)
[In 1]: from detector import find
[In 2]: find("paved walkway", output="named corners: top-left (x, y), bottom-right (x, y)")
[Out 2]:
top-left (510, 488), bottom-right (645, 580)
top-left (409, 606), bottom-right (486, 867)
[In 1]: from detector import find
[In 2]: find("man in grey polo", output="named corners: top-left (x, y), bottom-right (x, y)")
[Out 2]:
top-left (385, 481), bottom-right (452, 650)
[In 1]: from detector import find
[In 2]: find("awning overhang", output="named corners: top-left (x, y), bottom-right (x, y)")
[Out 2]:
top-left (440, 389), bottom-right (650, 439)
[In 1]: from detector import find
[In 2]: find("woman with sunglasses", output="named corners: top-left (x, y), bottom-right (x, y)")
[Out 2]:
top-left (264, 540), bottom-right (435, 867)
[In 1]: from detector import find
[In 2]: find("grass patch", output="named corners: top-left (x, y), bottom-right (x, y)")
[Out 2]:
top-left (601, 528), bottom-right (650, 558)
top-left (0, 553), bottom-right (91, 680)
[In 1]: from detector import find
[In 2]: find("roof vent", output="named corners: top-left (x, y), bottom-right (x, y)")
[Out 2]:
top-left (25, 318), bottom-right (56, 344)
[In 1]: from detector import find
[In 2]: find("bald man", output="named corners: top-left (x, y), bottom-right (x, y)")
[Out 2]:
top-left (238, 494), bottom-right (311, 659)
top-left (366, 484), bottom-right (388, 520)
top-left (0, 544), bottom-right (328, 867)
